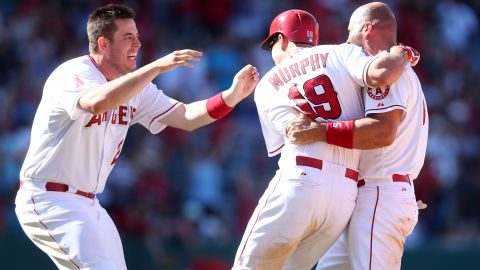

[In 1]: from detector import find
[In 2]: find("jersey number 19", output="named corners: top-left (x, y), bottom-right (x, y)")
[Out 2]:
top-left (288, 74), bottom-right (342, 120)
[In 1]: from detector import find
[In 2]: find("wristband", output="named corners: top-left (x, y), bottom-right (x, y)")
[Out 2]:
top-left (206, 92), bottom-right (234, 120)
top-left (326, 120), bottom-right (355, 149)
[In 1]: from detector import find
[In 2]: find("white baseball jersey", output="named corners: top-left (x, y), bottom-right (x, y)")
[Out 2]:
top-left (19, 55), bottom-right (180, 193)
top-left (234, 43), bottom-right (376, 270)
top-left (359, 65), bottom-right (428, 181)
top-left (317, 65), bottom-right (428, 270)
top-left (255, 43), bottom-right (374, 169)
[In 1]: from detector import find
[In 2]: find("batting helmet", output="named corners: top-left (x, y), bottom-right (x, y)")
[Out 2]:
top-left (260, 9), bottom-right (319, 51)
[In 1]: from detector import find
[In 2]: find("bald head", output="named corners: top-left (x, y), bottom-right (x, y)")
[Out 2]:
top-left (350, 2), bottom-right (396, 29)
top-left (347, 2), bottom-right (397, 54)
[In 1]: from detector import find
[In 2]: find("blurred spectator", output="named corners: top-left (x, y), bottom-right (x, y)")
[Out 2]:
top-left (187, 150), bottom-right (224, 208)
top-left (436, 0), bottom-right (478, 51)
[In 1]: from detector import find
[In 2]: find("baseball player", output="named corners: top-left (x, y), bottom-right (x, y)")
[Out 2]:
top-left (286, 2), bottom-right (428, 270)
top-left (232, 9), bottom-right (419, 270)
top-left (15, 4), bottom-right (259, 270)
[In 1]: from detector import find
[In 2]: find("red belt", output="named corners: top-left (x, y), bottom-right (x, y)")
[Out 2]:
top-left (20, 181), bottom-right (96, 199)
top-left (295, 156), bottom-right (359, 182)
top-left (357, 174), bottom-right (411, 187)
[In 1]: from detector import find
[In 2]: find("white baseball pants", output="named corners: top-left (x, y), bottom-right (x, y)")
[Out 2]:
top-left (233, 161), bottom-right (358, 270)
top-left (15, 183), bottom-right (127, 270)
top-left (316, 181), bottom-right (418, 270)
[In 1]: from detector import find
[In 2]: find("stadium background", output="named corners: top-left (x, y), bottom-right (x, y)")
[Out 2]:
top-left (0, 0), bottom-right (479, 269)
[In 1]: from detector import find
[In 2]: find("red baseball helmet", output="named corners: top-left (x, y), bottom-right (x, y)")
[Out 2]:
top-left (260, 9), bottom-right (319, 51)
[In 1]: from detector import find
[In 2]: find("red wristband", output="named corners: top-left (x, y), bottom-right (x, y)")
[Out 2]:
top-left (206, 92), bottom-right (234, 120)
top-left (326, 120), bottom-right (355, 149)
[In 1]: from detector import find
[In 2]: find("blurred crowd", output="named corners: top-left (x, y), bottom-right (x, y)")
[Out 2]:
top-left (0, 0), bottom-right (479, 269)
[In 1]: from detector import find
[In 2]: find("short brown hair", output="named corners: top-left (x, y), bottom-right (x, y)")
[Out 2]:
top-left (87, 4), bottom-right (135, 53)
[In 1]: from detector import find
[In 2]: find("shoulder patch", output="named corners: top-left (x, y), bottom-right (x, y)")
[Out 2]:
top-left (367, 85), bottom-right (390, 100)
top-left (74, 74), bottom-right (84, 88)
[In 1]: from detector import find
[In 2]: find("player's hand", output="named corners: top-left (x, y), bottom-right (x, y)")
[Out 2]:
top-left (286, 114), bottom-right (323, 144)
top-left (223, 64), bottom-right (259, 106)
top-left (417, 200), bottom-right (427, 210)
top-left (155, 49), bottom-right (203, 73)
top-left (392, 44), bottom-right (420, 66)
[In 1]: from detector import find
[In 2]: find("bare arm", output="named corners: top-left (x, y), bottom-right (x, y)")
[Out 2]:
top-left (365, 45), bottom-right (419, 87)
top-left (78, 49), bottom-right (202, 114)
top-left (351, 110), bottom-right (402, 149)
top-left (286, 109), bottom-right (402, 150)
top-left (159, 64), bottom-right (259, 131)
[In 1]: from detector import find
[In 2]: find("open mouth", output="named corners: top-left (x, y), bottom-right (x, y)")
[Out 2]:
top-left (127, 54), bottom-right (137, 61)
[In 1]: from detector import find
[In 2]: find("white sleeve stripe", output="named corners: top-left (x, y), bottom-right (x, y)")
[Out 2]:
top-left (148, 102), bottom-right (181, 128)
top-left (365, 104), bottom-right (406, 114)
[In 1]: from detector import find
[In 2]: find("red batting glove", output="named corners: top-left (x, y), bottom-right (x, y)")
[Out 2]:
top-left (398, 43), bottom-right (420, 66)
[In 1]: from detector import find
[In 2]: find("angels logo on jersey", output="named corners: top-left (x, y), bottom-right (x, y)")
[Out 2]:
top-left (367, 85), bottom-right (390, 100)
top-left (85, 105), bottom-right (137, 127)
top-left (74, 75), bottom-right (84, 88)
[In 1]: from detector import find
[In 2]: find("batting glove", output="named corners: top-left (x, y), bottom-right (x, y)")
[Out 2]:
top-left (398, 43), bottom-right (420, 66)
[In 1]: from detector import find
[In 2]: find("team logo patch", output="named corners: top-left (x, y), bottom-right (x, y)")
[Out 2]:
top-left (306, 30), bottom-right (313, 43)
top-left (367, 85), bottom-right (390, 100)
top-left (74, 75), bottom-right (84, 88)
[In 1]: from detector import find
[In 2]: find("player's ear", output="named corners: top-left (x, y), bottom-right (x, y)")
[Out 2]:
top-left (279, 34), bottom-right (288, 50)
top-left (363, 21), bottom-right (373, 33)
top-left (98, 37), bottom-right (108, 52)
